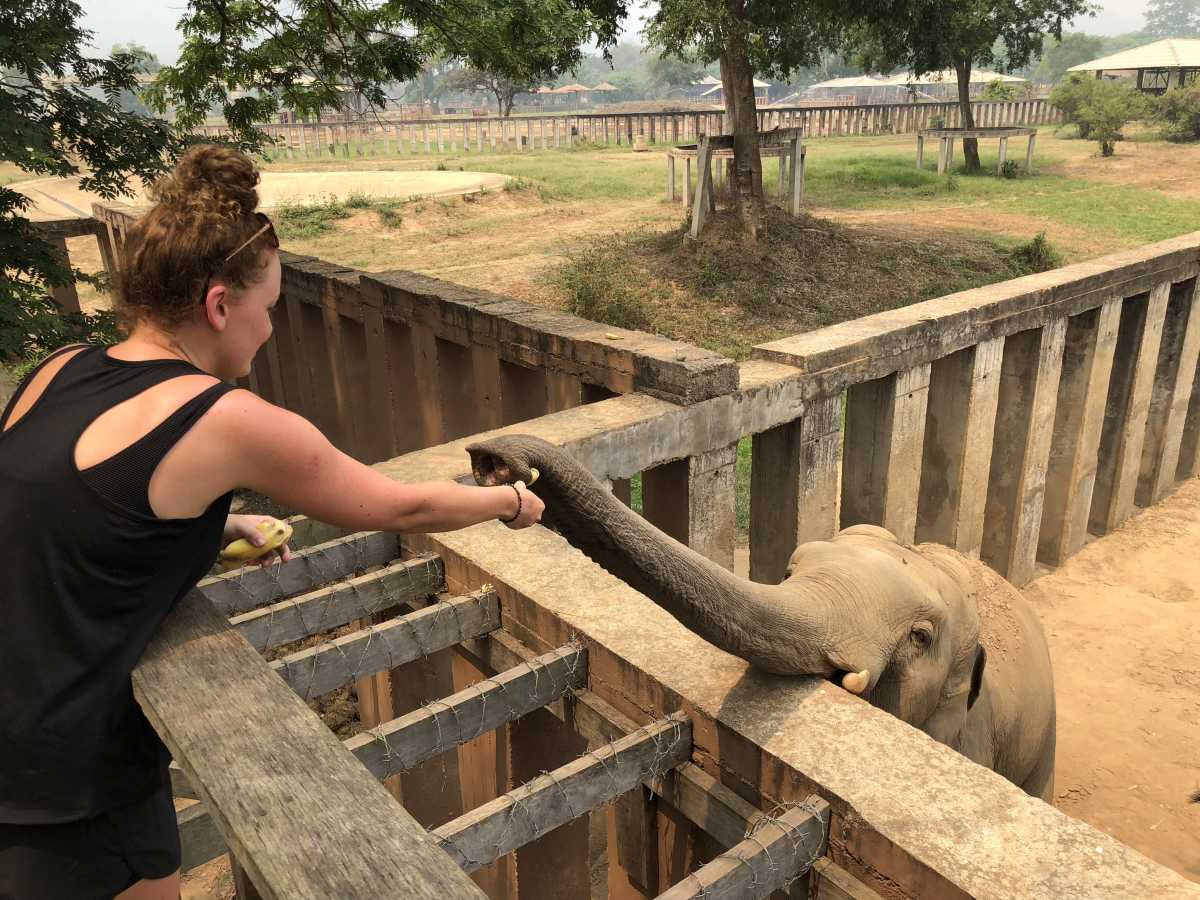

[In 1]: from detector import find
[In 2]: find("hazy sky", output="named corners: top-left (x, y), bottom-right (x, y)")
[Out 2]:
top-left (79, 0), bottom-right (1151, 66)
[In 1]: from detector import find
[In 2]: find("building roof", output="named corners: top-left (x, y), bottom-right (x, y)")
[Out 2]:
top-left (693, 75), bottom-right (723, 86)
top-left (1067, 38), bottom-right (1200, 72)
top-left (883, 69), bottom-right (1026, 86)
top-left (807, 75), bottom-right (890, 90)
top-left (699, 78), bottom-right (771, 96)
top-left (591, 82), bottom-right (618, 91)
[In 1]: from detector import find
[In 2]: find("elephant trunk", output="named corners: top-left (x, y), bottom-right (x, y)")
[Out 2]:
top-left (468, 436), bottom-right (875, 683)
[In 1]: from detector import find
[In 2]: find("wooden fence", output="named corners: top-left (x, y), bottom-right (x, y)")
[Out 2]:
top-left (196, 99), bottom-right (1063, 159)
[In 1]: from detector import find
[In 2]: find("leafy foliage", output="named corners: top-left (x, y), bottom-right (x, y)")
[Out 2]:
top-left (1156, 83), bottom-right (1200, 142)
top-left (1145, 0), bottom-right (1200, 39)
top-left (148, 0), bottom-right (626, 138)
top-left (980, 78), bottom-right (1018, 101)
top-left (1000, 159), bottom-right (1020, 179)
top-left (1, 0), bottom-right (192, 362)
top-left (1008, 232), bottom-right (1062, 273)
top-left (1031, 32), bottom-right (1106, 84)
top-left (1054, 76), bottom-right (1150, 155)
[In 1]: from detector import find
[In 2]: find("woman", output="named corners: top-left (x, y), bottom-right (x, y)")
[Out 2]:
top-left (0, 145), bottom-right (544, 899)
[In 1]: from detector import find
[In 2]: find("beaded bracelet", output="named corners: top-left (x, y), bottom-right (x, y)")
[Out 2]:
top-left (500, 484), bottom-right (522, 524)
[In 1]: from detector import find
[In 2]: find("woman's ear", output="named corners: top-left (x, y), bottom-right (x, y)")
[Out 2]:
top-left (204, 283), bottom-right (230, 332)
top-left (967, 644), bottom-right (987, 710)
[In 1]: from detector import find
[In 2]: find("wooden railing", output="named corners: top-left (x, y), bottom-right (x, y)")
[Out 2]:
top-left (195, 99), bottom-right (1063, 158)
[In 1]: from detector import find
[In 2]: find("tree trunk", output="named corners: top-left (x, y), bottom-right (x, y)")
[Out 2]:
top-left (719, 25), bottom-right (765, 242)
top-left (954, 57), bottom-right (981, 172)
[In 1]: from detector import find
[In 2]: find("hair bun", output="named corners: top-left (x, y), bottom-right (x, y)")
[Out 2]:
top-left (150, 144), bottom-right (260, 224)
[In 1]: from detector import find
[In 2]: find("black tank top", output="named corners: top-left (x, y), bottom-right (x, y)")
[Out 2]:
top-left (0, 345), bottom-right (235, 824)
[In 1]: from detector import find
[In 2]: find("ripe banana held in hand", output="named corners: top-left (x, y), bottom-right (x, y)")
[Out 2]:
top-left (219, 518), bottom-right (293, 572)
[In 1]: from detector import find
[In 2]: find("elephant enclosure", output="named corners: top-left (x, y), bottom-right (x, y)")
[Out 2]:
top-left (1026, 478), bottom-right (1200, 882)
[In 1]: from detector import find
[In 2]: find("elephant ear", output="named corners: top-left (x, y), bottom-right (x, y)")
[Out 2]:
top-left (967, 644), bottom-right (987, 711)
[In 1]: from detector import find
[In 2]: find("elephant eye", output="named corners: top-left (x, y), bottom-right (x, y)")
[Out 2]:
top-left (910, 624), bottom-right (933, 651)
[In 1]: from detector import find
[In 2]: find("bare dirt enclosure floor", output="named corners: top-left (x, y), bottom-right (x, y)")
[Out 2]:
top-left (1024, 479), bottom-right (1200, 882)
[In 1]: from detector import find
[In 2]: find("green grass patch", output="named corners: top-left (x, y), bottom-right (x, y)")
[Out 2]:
top-left (274, 197), bottom-right (351, 239)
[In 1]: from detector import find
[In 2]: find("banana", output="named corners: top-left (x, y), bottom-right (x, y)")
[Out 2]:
top-left (219, 518), bottom-right (293, 571)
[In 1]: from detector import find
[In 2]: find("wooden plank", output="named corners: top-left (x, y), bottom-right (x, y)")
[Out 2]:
top-left (231, 555), bottom-right (444, 652)
top-left (689, 137), bottom-right (712, 239)
top-left (283, 516), bottom-right (348, 551)
top-left (1090, 282), bottom-right (1172, 534)
top-left (133, 591), bottom-right (488, 900)
top-left (1139, 278), bottom-right (1200, 503)
top-left (433, 714), bottom-right (691, 874)
top-left (841, 364), bottom-right (930, 544)
top-left (981, 318), bottom-right (1067, 585)
top-left (199, 531), bottom-right (401, 616)
top-left (179, 801), bottom-right (228, 872)
top-left (655, 798), bottom-right (830, 900)
top-left (811, 858), bottom-right (886, 900)
top-left (270, 589), bottom-right (500, 699)
top-left (917, 338), bottom-right (1003, 556)
top-left (344, 645), bottom-right (588, 781)
top-left (1038, 301), bottom-right (1121, 565)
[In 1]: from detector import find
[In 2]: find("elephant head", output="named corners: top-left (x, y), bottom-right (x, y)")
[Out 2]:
top-left (468, 435), bottom-right (989, 747)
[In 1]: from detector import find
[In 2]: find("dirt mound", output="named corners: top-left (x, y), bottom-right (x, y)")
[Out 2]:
top-left (549, 206), bottom-right (1044, 358)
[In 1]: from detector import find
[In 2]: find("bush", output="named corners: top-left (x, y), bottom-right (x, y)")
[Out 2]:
top-left (344, 191), bottom-right (373, 209)
top-left (1156, 83), bottom-right (1200, 142)
top-left (1009, 232), bottom-right (1063, 274)
top-left (1050, 73), bottom-right (1099, 138)
top-left (981, 79), bottom-right (1018, 102)
top-left (1000, 159), bottom-right (1020, 179)
top-left (552, 241), bottom-right (650, 331)
top-left (1053, 75), bottom-right (1149, 155)
top-left (273, 198), bottom-right (350, 239)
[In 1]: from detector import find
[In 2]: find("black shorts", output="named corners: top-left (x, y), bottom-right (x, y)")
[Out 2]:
top-left (0, 777), bottom-right (180, 900)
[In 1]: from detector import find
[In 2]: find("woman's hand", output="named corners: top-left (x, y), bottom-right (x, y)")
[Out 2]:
top-left (223, 513), bottom-right (293, 566)
top-left (501, 481), bottom-right (545, 530)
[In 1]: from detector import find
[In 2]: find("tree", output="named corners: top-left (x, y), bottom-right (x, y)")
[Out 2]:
top-left (146, 0), bottom-right (623, 141)
top-left (646, 53), bottom-right (707, 97)
top-left (110, 42), bottom-right (162, 115)
top-left (1, 0), bottom-right (188, 360)
top-left (1145, 0), bottom-right (1200, 38)
top-left (980, 78), bottom-right (1019, 100)
top-left (1050, 72), bottom-right (1100, 137)
top-left (1156, 82), bottom-right (1200, 141)
top-left (1033, 32), bottom-right (1106, 84)
top-left (645, 0), bottom-right (843, 240)
top-left (850, 0), bottom-right (1092, 172)
top-left (444, 66), bottom-right (531, 116)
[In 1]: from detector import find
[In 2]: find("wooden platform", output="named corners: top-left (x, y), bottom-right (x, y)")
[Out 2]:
top-left (917, 125), bottom-right (1038, 176)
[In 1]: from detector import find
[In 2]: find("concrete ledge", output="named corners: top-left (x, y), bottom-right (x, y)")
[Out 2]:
top-left (358, 269), bottom-right (738, 404)
top-left (754, 233), bottom-right (1200, 398)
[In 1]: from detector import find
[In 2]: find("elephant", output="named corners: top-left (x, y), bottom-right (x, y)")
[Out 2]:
top-left (468, 435), bottom-right (1057, 801)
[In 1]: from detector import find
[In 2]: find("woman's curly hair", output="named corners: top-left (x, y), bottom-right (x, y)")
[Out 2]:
top-left (118, 144), bottom-right (276, 328)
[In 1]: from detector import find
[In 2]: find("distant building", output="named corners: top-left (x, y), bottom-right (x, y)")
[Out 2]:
top-left (799, 70), bottom-right (1026, 104)
top-left (690, 75), bottom-right (773, 105)
top-left (1067, 38), bottom-right (1200, 94)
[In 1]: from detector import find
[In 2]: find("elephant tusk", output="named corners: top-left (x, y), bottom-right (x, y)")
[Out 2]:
top-left (528, 467), bottom-right (539, 486)
top-left (841, 670), bottom-right (870, 695)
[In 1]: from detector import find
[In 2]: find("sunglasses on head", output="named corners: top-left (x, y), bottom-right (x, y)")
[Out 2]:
top-left (197, 211), bottom-right (279, 305)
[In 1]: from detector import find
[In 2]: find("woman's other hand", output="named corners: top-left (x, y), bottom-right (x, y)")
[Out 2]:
top-left (222, 513), bottom-right (293, 566)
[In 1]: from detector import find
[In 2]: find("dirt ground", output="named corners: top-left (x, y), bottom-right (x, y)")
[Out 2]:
top-left (1025, 479), bottom-right (1200, 883)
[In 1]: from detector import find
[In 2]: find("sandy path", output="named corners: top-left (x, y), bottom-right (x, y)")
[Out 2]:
top-left (1025, 479), bottom-right (1200, 882)
top-left (11, 170), bottom-right (509, 221)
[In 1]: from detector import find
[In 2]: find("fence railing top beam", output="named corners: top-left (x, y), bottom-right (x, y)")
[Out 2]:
top-left (753, 231), bottom-right (1200, 395)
